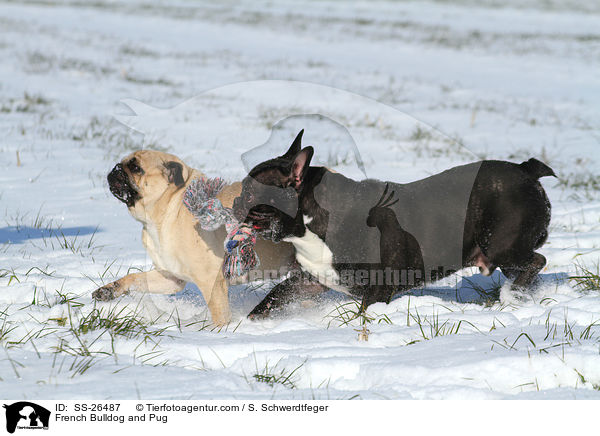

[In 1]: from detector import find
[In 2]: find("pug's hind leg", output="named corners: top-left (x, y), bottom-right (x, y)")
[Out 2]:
top-left (92, 269), bottom-right (185, 301)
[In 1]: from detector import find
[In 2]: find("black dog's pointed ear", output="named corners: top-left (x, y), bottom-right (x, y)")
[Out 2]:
top-left (282, 129), bottom-right (304, 159)
top-left (290, 146), bottom-right (313, 190)
top-left (164, 161), bottom-right (185, 187)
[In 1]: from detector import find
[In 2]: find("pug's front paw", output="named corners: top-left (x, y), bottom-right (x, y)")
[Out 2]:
top-left (92, 284), bottom-right (119, 301)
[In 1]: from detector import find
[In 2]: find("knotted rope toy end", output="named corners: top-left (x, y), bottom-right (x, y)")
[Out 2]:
top-left (183, 178), bottom-right (260, 279)
top-left (222, 223), bottom-right (259, 279)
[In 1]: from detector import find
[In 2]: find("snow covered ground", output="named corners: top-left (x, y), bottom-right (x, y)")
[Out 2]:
top-left (1, 0), bottom-right (599, 400)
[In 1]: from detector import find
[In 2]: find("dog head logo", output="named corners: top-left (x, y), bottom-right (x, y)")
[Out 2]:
top-left (3, 402), bottom-right (50, 433)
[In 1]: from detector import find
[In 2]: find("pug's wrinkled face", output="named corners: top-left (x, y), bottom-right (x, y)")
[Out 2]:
top-left (107, 150), bottom-right (189, 215)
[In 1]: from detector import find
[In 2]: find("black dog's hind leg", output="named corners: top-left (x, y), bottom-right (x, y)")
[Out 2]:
top-left (248, 273), bottom-right (326, 320)
top-left (500, 252), bottom-right (546, 292)
top-left (512, 252), bottom-right (546, 290)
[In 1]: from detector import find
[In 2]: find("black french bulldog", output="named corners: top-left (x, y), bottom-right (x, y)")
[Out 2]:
top-left (233, 130), bottom-right (555, 318)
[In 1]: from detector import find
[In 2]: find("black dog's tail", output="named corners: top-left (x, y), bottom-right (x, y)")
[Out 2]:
top-left (519, 158), bottom-right (556, 179)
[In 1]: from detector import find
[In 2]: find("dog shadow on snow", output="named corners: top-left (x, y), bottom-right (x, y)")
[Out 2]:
top-left (398, 270), bottom-right (568, 304)
top-left (174, 270), bottom-right (569, 320)
top-left (0, 226), bottom-right (100, 244)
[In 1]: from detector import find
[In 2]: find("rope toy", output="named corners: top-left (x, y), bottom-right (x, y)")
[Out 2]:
top-left (183, 178), bottom-right (259, 279)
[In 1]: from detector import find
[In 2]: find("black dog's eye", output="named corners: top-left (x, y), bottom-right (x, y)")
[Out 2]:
top-left (245, 191), bottom-right (254, 203)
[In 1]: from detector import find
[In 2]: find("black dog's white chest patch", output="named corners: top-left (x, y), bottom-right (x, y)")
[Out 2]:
top-left (283, 216), bottom-right (351, 295)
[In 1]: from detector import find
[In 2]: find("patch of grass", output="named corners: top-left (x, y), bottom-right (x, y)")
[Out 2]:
top-left (54, 226), bottom-right (103, 257)
top-left (558, 172), bottom-right (600, 191)
top-left (326, 298), bottom-right (394, 341)
top-left (405, 306), bottom-right (475, 344)
top-left (3, 208), bottom-right (103, 259)
top-left (23, 50), bottom-right (54, 73)
top-left (30, 285), bottom-right (50, 307)
top-left (0, 92), bottom-right (50, 113)
top-left (409, 125), bottom-right (474, 160)
top-left (73, 303), bottom-right (169, 340)
top-left (410, 125), bottom-right (433, 142)
top-left (24, 50), bottom-right (114, 76)
top-left (122, 72), bottom-right (175, 87)
top-left (574, 369), bottom-right (600, 391)
top-left (491, 311), bottom-right (600, 356)
top-left (325, 298), bottom-right (393, 329)
top-left (65, 355), bottom-right (99, 378)
top-left (0, 317), bottom-right (18, 345)
top-left (16, 278), bottom-right (78, 309)
top-left (570, 261), bottom-right (600, 292)
top-left (252, 357), bottom-right (306, 389)
top-left (43, 351), bottom-right (102, 381)
top-left (72, 117), bottom-right (170, 161)
top-left (42, 299), bottom-right (174, 373)
top-left (119, 45), bottom-right (160, 58)
top-left (0, 267), bottom-right (20, 285)
top-left (324, 149), bottom-right (354, 167)
top-left (2, 348), bottom-right (25, 379)
top-left (7, 320), bottom-right (60, 349)
top-left (543, 309), bottom-right (600, 344)
top-left (82, 259), bottom-right (145, 288)
top-left (55, 289), bottom-right (85, 308)
top-left (556, 171), bottom-right (600, 201)
top-left (3, 207), bottom-right (55, 234)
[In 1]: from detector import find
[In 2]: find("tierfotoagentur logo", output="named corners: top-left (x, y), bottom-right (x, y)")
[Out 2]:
top-left (3, 402), bottom-right (50, 434)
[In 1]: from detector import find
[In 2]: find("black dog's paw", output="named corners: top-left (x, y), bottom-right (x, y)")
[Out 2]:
top-left (499, 282), bottom-right (535, 305)
top-left (247, 301), bottom-right (275, 321)
top-left (247, 312), bottom-right (266, 321)
top-left (247, 309), bottom-right (270, 321)
top-left (92, 284), bottom-right (117, 301)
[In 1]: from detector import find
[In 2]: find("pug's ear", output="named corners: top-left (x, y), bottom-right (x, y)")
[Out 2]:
top-left (282, 129), bottom-right (304, 159)
top-left (290, 146), bottom-right (313, 190)
top-left (164, 161), bottom-right (185, 187)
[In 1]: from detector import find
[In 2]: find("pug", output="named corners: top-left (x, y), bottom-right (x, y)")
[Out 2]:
top-left (92, 150), bottom-right (296, 325)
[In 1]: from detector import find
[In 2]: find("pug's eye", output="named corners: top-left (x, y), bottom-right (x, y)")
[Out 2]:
top-left (127, 159), bottom-right (142, 174)
top-left (245, 191), bottom-right (255, 203)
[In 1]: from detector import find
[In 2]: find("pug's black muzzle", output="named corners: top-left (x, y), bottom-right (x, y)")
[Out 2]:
top-left (107, 163), bottom-right (140, 207)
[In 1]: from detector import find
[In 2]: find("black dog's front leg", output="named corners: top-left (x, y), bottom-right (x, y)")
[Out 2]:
top-left (248, 273), bottom-right (325, 320)
top-left (359, 285), bottom-right (395, 314)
